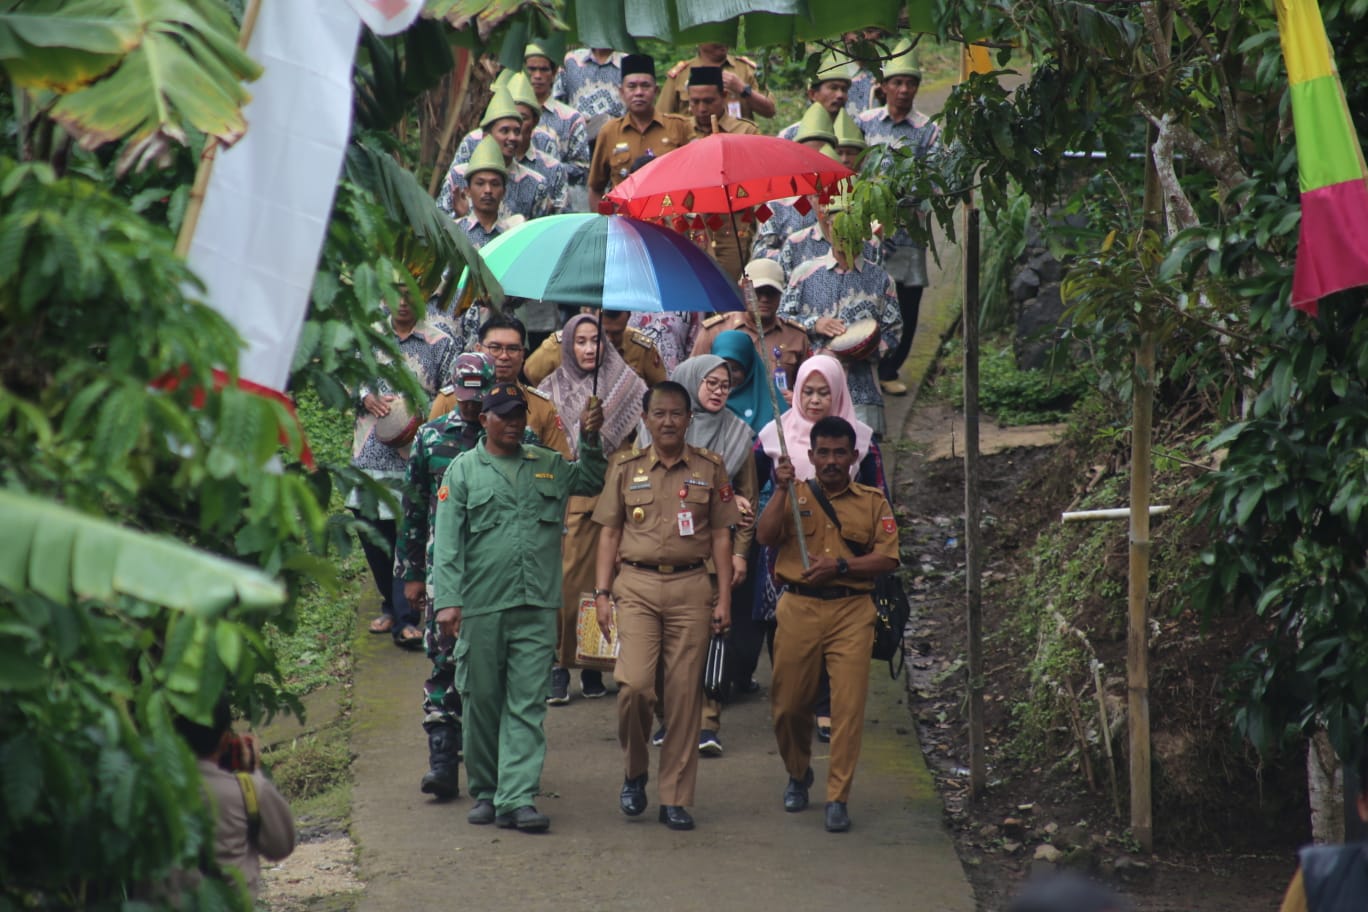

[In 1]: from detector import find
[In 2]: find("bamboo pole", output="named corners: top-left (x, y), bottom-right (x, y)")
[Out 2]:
top-left (1062, 506), bottom-right (1171, 523)
top-left (963, 205), bottom-right (986, 800)
top-left (175, 0), bottom-right (262, 258)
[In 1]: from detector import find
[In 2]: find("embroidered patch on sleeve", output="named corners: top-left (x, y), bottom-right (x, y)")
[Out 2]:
top-left (719, 483), bottom-right (734, 502)
top-left (438, 485), bottom-right (450, 502)
top-left (881, 515), bottom-right (896, 534)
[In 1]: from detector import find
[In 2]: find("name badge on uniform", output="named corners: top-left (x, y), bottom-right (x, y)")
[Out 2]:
top-left (677, 510), bottom-right (695, 536)
top-left (614, 142), bottom-right (630, 154)
top-left (727, 101), bottom-right (742, 119)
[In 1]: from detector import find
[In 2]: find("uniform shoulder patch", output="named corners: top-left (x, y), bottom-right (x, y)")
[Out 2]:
top-left (735, 54), bottom-right (758, 69)
top-left (552, 330), bottom-right (564, 343)
top-left (523, 385), bottom-right (553, 401)
top-left (779, 315), bottom-right (806, 330)
top-left (701, 314), bottom-right (726, 328)
top-left (692, 446), bottom-right (723, 466)
top-left (629, 332), bottom-right (656, 349)
top-left (616, 448), bottom-right (643, 464)
top-left (439, 383), bottom-right (455, 396)
top-left (667, 60), bottom-right (689, 79)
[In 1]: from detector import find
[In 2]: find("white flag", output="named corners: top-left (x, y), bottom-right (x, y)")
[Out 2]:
top-left (187, 0), bottom-right (422, 393)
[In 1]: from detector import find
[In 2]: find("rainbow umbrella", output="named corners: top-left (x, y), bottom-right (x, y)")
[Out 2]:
top-left (462, 212), bottom-right (742, 313)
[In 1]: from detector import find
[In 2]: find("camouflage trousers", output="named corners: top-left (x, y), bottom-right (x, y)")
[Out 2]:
top-left (422, 611), bottom-right (464, 737)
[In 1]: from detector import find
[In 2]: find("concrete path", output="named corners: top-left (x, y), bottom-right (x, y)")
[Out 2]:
top-left (348, 228), bottom-right (973, 912)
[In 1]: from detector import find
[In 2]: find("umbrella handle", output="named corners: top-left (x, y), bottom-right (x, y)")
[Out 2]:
top-left (741, 278), bottom-right (810, 570)
top-left (593, 310), bottom-right (604, 397)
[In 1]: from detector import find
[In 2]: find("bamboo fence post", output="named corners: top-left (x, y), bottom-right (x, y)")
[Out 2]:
top-left (175, 0), bottom-right (262, 258)
top-left (963, 204), bottom-right (986, 800)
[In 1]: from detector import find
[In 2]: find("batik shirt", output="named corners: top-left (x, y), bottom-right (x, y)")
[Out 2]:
top-left (451, 126), bottom-right (558, 167)
top-left (776, 224), bottom-right (882, 278)
top-left (539, 99), bottom-right (590, 187)
top-left (553, 49), bottom-right (626, 118)
top-left (855, 105), bottom-right (941, 283)
top-left (455, 215), bottom-right (506, 251)
top-left (398, 412), bottom-right (542, 586)
top-left (514, 147), bottom-right (568, 214)
top-left (438, 158), bottom-right (553, 222)
top-left (779, 253), bottom-right (901, 436)
top-left (349, 320), bottom-right (456, 518)
top-left (750, 196), bottom-right (818, 260)
top-left (846, 69), bottom-right (876, 115)
top-left (777, 122), bottom-right (801, 142)
top-left (628, 311), bottom-right (700, 374)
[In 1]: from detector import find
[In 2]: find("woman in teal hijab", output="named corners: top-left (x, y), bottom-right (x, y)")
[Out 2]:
top-left (710, 329), bottom-right (786, 433)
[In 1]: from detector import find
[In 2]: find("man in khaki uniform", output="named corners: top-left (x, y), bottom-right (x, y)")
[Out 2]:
top-left (682, 65), bottom-right (759, 280)
top-left (428, 313), bottom-right (571, 458)
top-left (592, 381), bottom-right (739, 831)
top-left (523, 310), bottom-right (667, 386)
top-left (587, 54), bottom-right (693, 211)
top-left (659, 43), bottom-right (776, 121)
top-left (692, 258), bottom-right (810, 389)
top-left (756, 415), bottom-right (900, 834)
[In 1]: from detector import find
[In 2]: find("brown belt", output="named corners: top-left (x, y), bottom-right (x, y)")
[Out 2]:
top-left (623, 560), bottom-right (705, 574)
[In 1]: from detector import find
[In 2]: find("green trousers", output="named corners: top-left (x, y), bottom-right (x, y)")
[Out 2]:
top-left (453, 606), bottom-right (557, 814)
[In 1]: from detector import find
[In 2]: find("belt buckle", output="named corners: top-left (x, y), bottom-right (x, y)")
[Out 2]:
top-left (659, 563), bottom-right (675, 574)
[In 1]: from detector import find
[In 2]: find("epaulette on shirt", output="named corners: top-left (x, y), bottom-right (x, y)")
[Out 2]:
top-left (628, 331), bottom-right (656, 350)
top-left (779, 315), bottom-right (805, 331)
top-left (691, 446), bottom-right (724, 467)
top-left (667, 59), bottom-right (689, 79)
top-left (552, 330), bottom-right (564, 343)
top-left (616, 447), bottom-right (645, 464)
top-left (735, 55), bottom-right (758, 69)
top-left (702, 314), bottom-right (727, 328)
top-left (524, 385), bottom-right (553, 401)
top-left (439, 383), bottom-right (456, 396)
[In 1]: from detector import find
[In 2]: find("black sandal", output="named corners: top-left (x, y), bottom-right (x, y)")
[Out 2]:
top-left (393, 625), bottom-right (425, 650)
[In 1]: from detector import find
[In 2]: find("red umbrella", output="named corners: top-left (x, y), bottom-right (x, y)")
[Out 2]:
top-left (602, 133), bottom-right (853, 219)
top-left (605, 132), bottom-right (854, 569)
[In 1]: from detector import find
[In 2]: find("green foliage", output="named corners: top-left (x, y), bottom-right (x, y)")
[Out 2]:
top-left (936, 337), bottom-right (1092, 426)
top-left (1194, 295), bottom-right (1368, 761)
top-left (979, 190), bottom-right (1031, 332)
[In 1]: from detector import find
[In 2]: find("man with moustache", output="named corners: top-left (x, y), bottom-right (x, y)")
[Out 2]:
top-left (592, 382), bottom-right (739, 830)
top-left (431, 384), bottom-right (606, 832)
top-left (757, 416), bottom-right (900, 833)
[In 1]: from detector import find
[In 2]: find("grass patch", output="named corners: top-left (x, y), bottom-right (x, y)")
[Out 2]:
top-left (928, 336), bottom-right (1092, 426)
top-left (269, 549), bottom-right (367, 696)
top-left (267, 726), bottom-right (354, 804)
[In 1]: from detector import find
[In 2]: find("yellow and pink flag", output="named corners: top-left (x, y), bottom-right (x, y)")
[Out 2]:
top-left (1276, 0), bottom-right (1368, 315)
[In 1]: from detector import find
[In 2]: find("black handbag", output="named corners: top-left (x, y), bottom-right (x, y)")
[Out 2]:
top-left (805, 480), bottom-right (909, 679)
top-left (702, 633), bottom-right (729, 700)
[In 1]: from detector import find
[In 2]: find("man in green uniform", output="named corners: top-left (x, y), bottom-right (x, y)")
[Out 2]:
top-left (432, 384), bottom-right (607, 832)
top-left (398, 352), bottom-right (541, 801)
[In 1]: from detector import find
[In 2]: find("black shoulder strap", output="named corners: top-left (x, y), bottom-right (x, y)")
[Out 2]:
top-left (806, 479), bottom-right (868, 557)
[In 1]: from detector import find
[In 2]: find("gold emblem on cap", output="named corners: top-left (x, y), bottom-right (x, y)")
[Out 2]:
top-left (631, 507), bottom-right (646, 523)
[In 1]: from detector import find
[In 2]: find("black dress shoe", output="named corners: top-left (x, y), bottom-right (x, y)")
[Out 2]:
top-left (824, 800), bottom-right (851, 832)
top-left (466, 799), bottom-right (495, 825)
top-left (495, 805), bottom-right (550, 832)
top-left (783, 768), bottom-right (814, 812)
top-left (620, 773), bottom-right (648, 817)
top-left (658, 805), bottom-right (694, 830)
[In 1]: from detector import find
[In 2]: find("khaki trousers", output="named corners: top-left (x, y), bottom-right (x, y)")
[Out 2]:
top-left (555, 497), bottom-right (600, 669)
top-left (614, 565), bottom-right (713, 806)
top-left (771, 591), bottom-right (876, 803)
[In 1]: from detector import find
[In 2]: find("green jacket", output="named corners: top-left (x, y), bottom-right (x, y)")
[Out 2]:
top-left (432, 435), bottom-right (606, 616)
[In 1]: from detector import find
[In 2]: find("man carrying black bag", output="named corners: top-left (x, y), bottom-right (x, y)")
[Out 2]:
top-left (756, 415), bottom-right (900, 833)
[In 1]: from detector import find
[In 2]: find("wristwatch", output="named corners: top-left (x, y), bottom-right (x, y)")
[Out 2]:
top-left (740, 85), bottom-right (752, 98)
top-left (592, 588), bottom-right (612, 599)
top-left (836, 558), bottom-right (849, 576)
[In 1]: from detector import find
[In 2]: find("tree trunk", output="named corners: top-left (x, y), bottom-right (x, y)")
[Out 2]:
top-left (1309, 730), bottom-right (1345, 844)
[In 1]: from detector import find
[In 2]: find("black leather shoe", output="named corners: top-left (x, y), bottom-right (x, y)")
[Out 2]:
top-left (658, 805), bottom-right (694, 830)
top-left (495, 805), bottom-right (550, 832)
top-left (620, 773), bottom-right (648, 817)
top-left (466, 799), bottom-right (495, 825)
top-left (783, 768), bottom-right (814, 813)
top-left (824, 800), bottom-right (851, 832)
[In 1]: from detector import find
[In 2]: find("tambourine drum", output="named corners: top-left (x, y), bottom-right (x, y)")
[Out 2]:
top-left (375, 399), bottom-right (421, 448)
top-left (827, 318), bottom-right (880, 362)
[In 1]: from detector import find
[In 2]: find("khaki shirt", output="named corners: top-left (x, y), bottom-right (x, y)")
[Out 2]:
top-left (772, 480), bottom-right (899, 590)
top-left (592, 444), bottom-right (740, 565)
top-left (426, 382), bottom-right (572, 459)
top-left (691, 312), bottom-right (810, 388)
top-left (523, 327), bottom-right (668, 387)
top-left (587, 112), bottom-right (693, 194)
top-left (688, 112), bottom-right (759, 140)
top-left (659, 53), bottom-right (762, 120)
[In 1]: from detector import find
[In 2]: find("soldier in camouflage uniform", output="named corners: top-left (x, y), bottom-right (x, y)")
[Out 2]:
top-left (398, 352), bottom-right (542, 799)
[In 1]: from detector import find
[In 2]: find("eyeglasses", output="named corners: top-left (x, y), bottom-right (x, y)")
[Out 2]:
top-left (483, 343), bottom-right (524, 355)
top-left (702, 378), bottom-right (732, 392)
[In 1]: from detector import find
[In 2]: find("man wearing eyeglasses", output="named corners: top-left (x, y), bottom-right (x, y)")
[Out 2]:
top-left (429, 313), bottom-right (571, 458)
